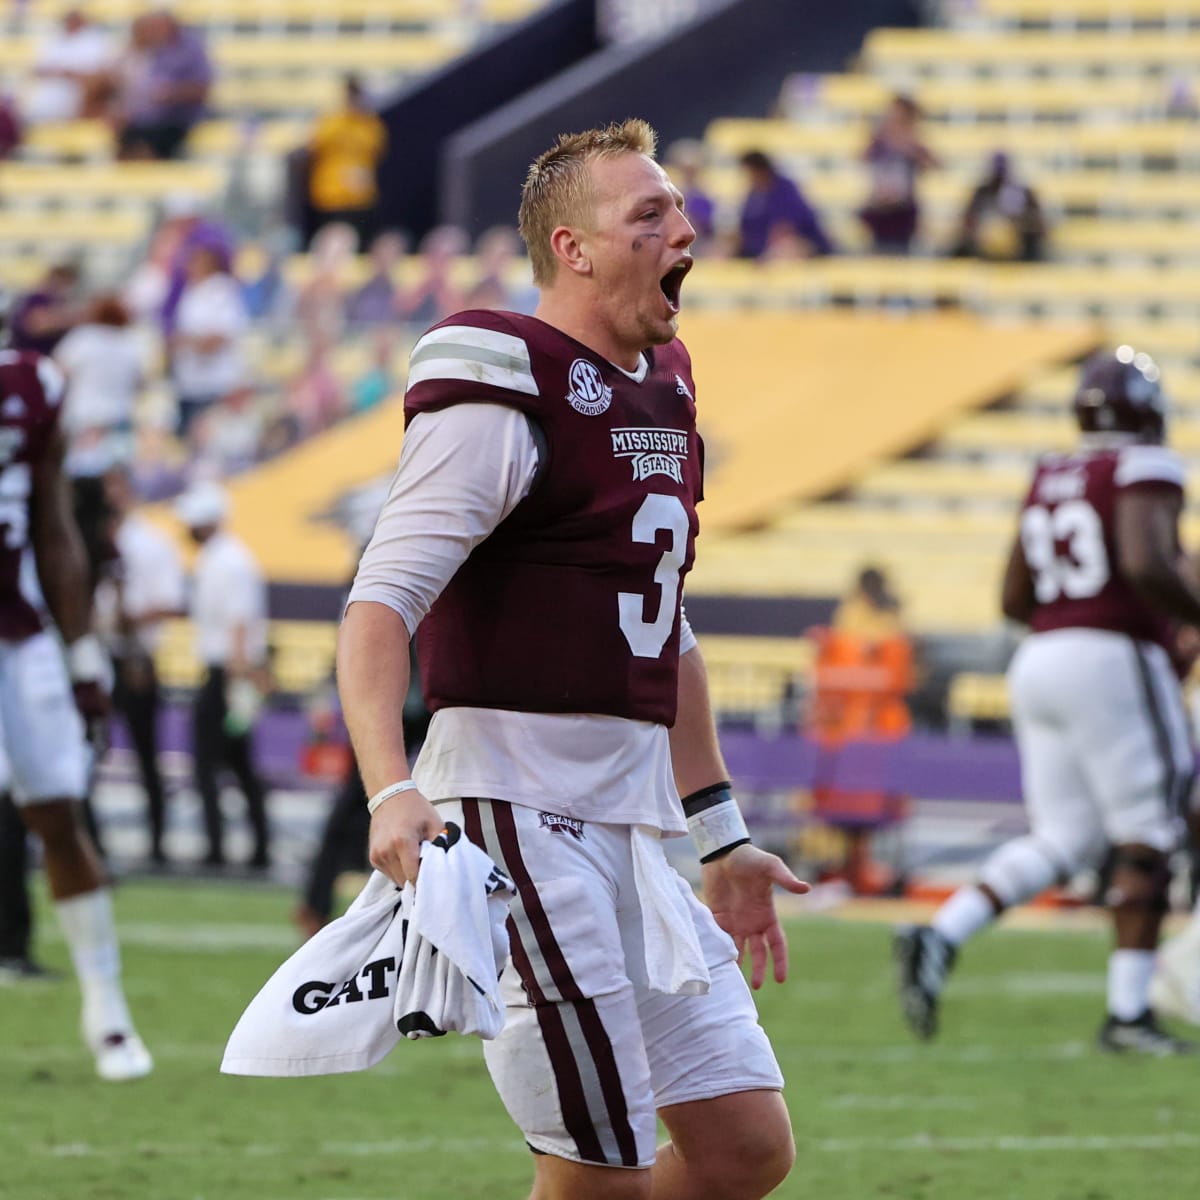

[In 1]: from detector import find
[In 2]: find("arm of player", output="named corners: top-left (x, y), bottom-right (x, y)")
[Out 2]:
top-left (30, 425), bottom-right (92, 644)
top-left (338, 601), bottom-right (442, 886)
top-left (1000, 533), bottom-right (1035, 624)
top-left (338, 403), bottom-right (541, 886)
top-left (670, 644), bottom-right (809, 989)
top-left (30, 424), bottom-right (110, 732)
top-left (1115, 489), bottom-right (1200, 627)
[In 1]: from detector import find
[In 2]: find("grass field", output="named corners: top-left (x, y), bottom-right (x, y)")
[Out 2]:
top-left (3, 880), bottom-right (1197, 1200)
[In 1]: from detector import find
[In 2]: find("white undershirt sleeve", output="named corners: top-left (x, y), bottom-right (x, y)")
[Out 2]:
top-left (346, 403), bottom-right (541, 636)
top-left (679, 605), bottom-right (697, 656)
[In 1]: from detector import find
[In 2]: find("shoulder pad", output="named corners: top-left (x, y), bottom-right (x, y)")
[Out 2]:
top-left (1114, 444), bottom-right (1186, 489)
top-left (408, 316), bottom-right (538, 398)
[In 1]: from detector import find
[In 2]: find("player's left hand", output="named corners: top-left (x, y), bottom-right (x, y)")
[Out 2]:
top-left (701, 844), bottom-right (809, 989)
top-left (72, 680), bottom-right (111, 749)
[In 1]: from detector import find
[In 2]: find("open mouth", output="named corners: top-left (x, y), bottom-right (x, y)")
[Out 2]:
top-left (659, 258), bottom-right (693, 314)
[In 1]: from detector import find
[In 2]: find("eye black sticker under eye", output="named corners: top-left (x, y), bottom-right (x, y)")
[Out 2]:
top-left (632, 233), bottom-right (662, 251)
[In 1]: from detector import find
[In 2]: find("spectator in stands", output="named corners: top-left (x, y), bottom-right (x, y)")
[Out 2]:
top-left (858, 94), bottom-right (939, 255)
top-left (53, 293), bottom-right (145, 474)
top-left (296, 222), bottom-right (355, 345)
top-left (115, 10), bottom-right (212, 161)
top-left (170, 240), bottom-right (249, 441)
top-left (8, 262), bottom-right (83, 356)
top-left (24, 9), bottom-right (116, 125)
top-left (465, 226), bottom-right (537, 314)
top-left (349, 328), bottom-right (395, 414)
top-left (160, 196), bottom-right (237, 336)
top-left (665, 139), bottom-right (717, 253)
top-left (0, 92), bottom-right (20, 159)
top-left (192, 384), bottom-right (266, 474)
top-left (736, 149), bottom-right (832, 260)
top-left (950, 151), bottom-right (1046, 263)
top-left (129, 422), bottom-right (188, 501)
top-left (345, 230), bottom-right (405, 327)
top-left (285, 334), bottom-right (344, 437)
top-left (307, 75), bottom-right (388, 251)
top-left (396, 225), bottom-right (467, 326)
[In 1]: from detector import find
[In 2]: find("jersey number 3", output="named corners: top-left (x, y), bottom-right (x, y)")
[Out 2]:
top-left (618, 493), bottom-right (688, 659)
top-left (1021, 499), bottom-right (1110, 603)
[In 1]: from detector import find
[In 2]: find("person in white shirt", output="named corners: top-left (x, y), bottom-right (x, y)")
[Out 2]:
top-left (97, 467), bottom-right (185, 863)
top-left (170, 244), bottom-right (249, 442)
top-left (23, 9), bottom-right (115, 125)
top-left (175, 482), bottom-right (271, 868)
top-left (53, 294), bottom-right (145, 475)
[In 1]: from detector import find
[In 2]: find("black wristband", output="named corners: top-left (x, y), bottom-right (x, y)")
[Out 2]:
top-left (681, 780), bottom-right (734, 818)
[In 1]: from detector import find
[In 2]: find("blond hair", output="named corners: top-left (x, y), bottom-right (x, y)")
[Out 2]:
top-left (518, 118), bottom-right (659, 285)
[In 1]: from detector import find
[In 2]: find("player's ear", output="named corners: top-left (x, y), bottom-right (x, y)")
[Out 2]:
top-left (549, 225), bottom-right (591, 279)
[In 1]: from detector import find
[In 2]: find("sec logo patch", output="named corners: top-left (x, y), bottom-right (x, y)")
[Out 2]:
top-left (566, 358), bottom-right (612, 416)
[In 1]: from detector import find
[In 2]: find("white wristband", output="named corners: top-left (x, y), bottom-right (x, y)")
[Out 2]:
top-left (66, 634), bottom-right (108, 683)
top-left (687, 799), bottom-right (751, 863)
top-left (367, 779), bottom-right (419, 815)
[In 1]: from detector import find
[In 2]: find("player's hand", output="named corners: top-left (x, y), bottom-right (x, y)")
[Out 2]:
top-left (367, 787), bottom-right (445, 887)
top-left (701, 844), bottom-right (809, 990)
top-left (72, 680), bottom-right (111, 749)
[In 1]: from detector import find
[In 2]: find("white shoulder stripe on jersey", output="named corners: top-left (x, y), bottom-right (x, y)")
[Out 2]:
top-left (407, 356), bottom-right (540, 395)
top-left (407, 323), bottom-right (538, 396)
top-left (1114, 444), bottom-right (1186, 489)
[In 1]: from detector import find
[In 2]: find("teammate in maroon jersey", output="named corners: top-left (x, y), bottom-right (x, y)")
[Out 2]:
top-left (897, 347), bottom-right (1200, 1055)
top-left (337, 121), bottom-right (807, 1197)
top-left (0, 348), bottom-right (152, 1080)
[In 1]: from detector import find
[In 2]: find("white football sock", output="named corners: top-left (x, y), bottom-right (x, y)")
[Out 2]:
top-left (1107, 949), bottom-right (1155, 1022)
top-left (932, 885), bottom-right (996, 948)
top-left (55, 889), bottom-right (134, 1040)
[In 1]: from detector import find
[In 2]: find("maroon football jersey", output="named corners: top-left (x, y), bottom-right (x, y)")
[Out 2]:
top-left (1020, 442), bottom-right (1185, 648)
top-left (0, 352), bottom-right (65, 641)
top-left (404, 310), bottom-right (704, 726)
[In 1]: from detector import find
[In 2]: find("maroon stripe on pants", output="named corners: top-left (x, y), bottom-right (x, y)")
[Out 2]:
top-left (528, 949), bottom-right (608, 1165)
top-left (492, 801), bottom-right (584, 1003)
top-left (492, 800), bottom-right (639, 1167)
top-left (575, 998), bottom-right (640, 1167)
top-left (462, 798), bottom-right (546, 1004)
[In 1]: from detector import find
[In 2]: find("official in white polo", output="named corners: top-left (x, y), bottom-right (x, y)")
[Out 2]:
top-left (176, 482), bottom-right (271, 868)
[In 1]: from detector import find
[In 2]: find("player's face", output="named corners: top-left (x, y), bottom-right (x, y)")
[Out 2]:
top-left (585, 153), bottom-right (695, 356)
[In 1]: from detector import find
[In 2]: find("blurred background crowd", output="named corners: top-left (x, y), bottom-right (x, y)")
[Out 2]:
top-left (2, 0), bottom-right (1200, 904)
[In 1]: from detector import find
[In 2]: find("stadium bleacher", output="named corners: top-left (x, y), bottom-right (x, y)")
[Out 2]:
top-left (5, 0), bottom-right (1197, 727)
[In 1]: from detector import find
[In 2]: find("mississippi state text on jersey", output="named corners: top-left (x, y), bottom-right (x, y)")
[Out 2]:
top-left (1021, 441), bottom-right (1185, 647)
top-left (404, 310), bottom-right (704, 726)
top-left (0, 351), bottom-right (65, 641)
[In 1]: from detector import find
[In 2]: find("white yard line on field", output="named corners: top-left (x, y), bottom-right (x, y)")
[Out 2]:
top-left (813, 1133), bottom-right (1200, 1153)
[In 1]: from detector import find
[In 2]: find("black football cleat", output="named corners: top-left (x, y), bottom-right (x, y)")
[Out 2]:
top-left (894, 925), bottom-right (956, 1041)
top-left (1097, 1011), bottom-right (1198, 1057)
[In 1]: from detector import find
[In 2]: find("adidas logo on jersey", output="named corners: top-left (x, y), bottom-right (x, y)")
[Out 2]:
top-left (675, 374), bottom-right (694, 401)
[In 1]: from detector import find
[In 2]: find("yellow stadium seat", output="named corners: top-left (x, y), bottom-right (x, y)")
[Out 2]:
top-left (20, 120), bottom-right (112, 161)
top-left (976, 0), bottom-right (1200, 29)
top-left (947, 673), bottom-right (1011, 725)
top-left (0, 208), bottom-right (148, 246)
top-left (209, 32), bottom-right (466, 72)
top-left (0, 161), bottom-right (226, 204)
top-left (863, 28), bottom-right (1200, 76)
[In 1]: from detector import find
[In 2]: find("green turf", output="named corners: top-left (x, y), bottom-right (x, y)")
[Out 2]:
top-left (3, 881), bottom-right (1196, 1199)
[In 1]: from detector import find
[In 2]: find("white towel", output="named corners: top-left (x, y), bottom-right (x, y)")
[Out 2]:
top-left (221, 823), bottom-right (514, 1077)
top-left (629, 825), bottom-right (710, 996)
